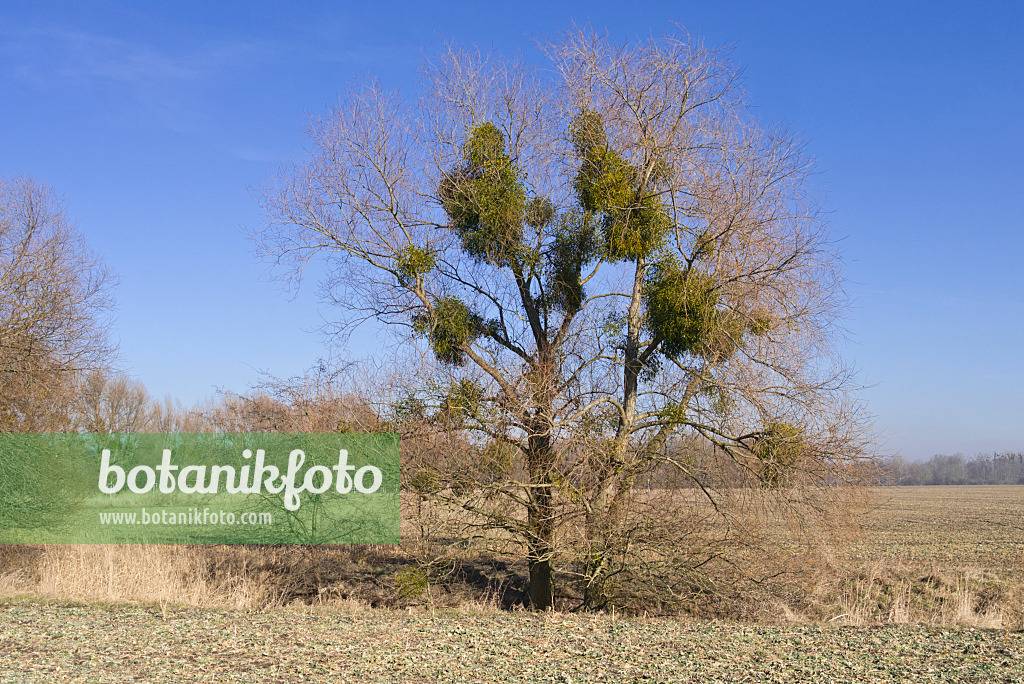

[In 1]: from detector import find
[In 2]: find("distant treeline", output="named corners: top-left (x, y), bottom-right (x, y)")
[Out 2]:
top-left (882, 452), bottom-right (1024, 485)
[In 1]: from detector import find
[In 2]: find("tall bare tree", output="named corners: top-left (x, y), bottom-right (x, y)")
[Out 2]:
top-left (0, 175), bottom-right (117, 432)
top-left (255, 27), bottom-right (870, 610)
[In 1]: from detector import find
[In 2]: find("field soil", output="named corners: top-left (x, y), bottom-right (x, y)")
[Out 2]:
top-left (0, 599), bottom-right (1021, 683)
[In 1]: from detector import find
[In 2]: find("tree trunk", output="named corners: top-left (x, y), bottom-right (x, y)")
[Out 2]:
top-left (527, 426), bottom-right (556, 610)
top-left (529, 551), bottom-right (554, 610)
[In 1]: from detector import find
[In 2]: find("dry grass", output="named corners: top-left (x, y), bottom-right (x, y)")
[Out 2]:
top-left (0, 486), bottom-right (1021, 627)
top-left (0, 543), bottom-right (516, 613)
top-left (0, 545), bottom-right (283, 610)
top-left (774, 485), bottom-right (1024, 629)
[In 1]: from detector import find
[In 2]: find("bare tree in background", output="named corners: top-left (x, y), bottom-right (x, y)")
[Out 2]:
top-left (74, 370), bottom-right (153, 434)
top-left (255, 27), bottom-right (871, 610)
top-left (0, 175), bottom-right (117, 432)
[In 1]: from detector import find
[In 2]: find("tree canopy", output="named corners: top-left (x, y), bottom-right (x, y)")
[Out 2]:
top-left (256, 27), bottom-right (870, 610)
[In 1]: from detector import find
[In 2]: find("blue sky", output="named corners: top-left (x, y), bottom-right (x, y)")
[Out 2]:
top-left (2, 1), bottom-right (1021, 459)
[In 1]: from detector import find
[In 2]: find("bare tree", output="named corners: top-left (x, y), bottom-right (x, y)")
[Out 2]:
top-left (73, 370), bottom-right (153, 434)
top-left (0, 175), bottom-right (117, 432)
top-left (255, 27), bottom-right (871, 610)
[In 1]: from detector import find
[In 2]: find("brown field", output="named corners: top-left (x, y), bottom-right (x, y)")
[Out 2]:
top-left (854, 486), bottom-right (1024, 572)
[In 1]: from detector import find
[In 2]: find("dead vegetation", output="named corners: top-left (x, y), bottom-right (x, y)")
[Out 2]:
top-left (0, 486), bottom-right (1020, 628)
top-left (771, 485), bottom-right (1024, 629)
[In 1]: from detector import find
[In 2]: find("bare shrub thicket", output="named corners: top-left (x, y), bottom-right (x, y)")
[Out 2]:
top-left (204, 360), bottom-right (382, 434)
